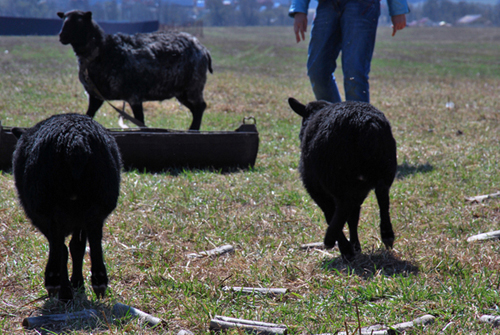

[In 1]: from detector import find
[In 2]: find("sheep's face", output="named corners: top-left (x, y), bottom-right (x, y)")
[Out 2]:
top-left (57, 10), bottom-right (93, 45)
top-left (288, 97), bottom-right (330, 142)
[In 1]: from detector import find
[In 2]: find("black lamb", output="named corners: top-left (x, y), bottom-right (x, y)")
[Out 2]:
top-left (12, 114), bottom-right (121, 301)
top-left (288, 98), bottom-right (397, 261)
top-left (57, 10), bottom-right (213, 130)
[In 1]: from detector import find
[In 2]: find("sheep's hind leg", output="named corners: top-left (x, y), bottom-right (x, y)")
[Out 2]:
top-left (347, 205), bottom-right (362, 253)
top-left (177, 93), bottom-right (206, 131)
top-left (375, 184), bottom-right (394, 249)
top-left (307, 186), bottom-right (335, 227)
top-left (69, 229), bottom-right (87, 292)
top-left (305, 184), bottom-right (336, 246)
top-left (130, 103), bottom-right (145, 125)
top-left (324, 205), bottom-right (355, 261)
top-left (45, 230), bottom-right (73, 301)
top-left (87, 225), bottom-right (108, 299)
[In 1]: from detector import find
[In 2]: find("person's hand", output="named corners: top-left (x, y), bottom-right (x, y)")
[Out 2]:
top-left (391, 14), bottom-right (406, 36)
top-left (294, 12), bottom-right (308, 43)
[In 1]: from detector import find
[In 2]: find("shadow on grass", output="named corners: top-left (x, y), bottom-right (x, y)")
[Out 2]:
top-left (20, 294), bottom-right (106, 334)
top-left (321, 249), bottom-right (419, 279)
top-left (24, 294), bottom-right (166, 334)
top-left (124, 164), bottom-right (261, 176)
top-left (25, 295), bottom-right (116, 334)
top-left (396, 162), bottom-right (433, 180)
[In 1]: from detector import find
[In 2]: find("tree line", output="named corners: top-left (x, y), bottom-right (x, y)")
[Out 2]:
top-left (405, 0), bottom-right (500, 26)
top-left (1, 0), bottom-right (499, 26)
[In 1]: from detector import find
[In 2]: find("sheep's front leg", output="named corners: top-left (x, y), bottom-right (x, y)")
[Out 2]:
top-left (86, 95), bottom-right (104, 118)
top-left (69, 229), bottom-right (87, 291)
top-left (87, 225), bottom-right (108, 299)
top-left (45, 230), bottom-right (72, 301)
top-left (375, 184), bottom-right (394, 249)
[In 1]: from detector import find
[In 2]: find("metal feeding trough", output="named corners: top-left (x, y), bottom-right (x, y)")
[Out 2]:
top-left (0, 117), bottom-right (259, 173)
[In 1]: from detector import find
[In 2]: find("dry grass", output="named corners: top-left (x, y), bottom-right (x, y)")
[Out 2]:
top-left (0, 26), bottom-right (500, 334)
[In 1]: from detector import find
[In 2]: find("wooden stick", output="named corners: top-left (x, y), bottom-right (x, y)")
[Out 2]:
top-left (187, 244), bottom-right (234, 259)
top-left (334, 315), bottom-right (435, 335)
top-left (112, 302), bottom-right (163, 327)
top-left (23, 309), bottom-right (98, 329)
top-left (390, 314), bottom-right (435, 332)
top-left (300, 242), bottom-right (325, 250)
top-left (479, 314), bottom-right (500, 327)
top-left (222, 286), bottom-right (288, 296)
top-left (210, 315), bottom-right (287, 334)
top-left (467, 230), bottom-right (500, 242)
top-left (465, 191), bottom-right (500, 203)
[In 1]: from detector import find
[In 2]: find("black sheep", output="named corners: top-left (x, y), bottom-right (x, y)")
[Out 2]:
top-left (57, 10), bottom-right (213, 130)
top-left (12, 114), bottom-right (121, 301)
top-left (289, 98), bottom-right (397, 261)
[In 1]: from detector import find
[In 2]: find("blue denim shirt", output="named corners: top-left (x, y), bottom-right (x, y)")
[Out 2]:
top-left (289, 0), bottom-right (409, 18)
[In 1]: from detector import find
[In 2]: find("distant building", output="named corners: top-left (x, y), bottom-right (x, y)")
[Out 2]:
top-left (456, 14), bottom-right (490, 26)
top-left (456, 14), bottom-right (481, 25)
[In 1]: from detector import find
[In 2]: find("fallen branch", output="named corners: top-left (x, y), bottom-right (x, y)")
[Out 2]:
top-left (332, 314), bottom-right (435, 335)
top-left (210, 315), bottom-right (287, 334)
top-left (23, 309), bottom-right (98, 329)
top-left (222, 286), bottom-right (288, 296)
top-left (479, 314), bottom-right (500, 327)
top-left (467, 230), bottom-right (500, 242)
top-left (465, 191), bottom-right (500, 203)
top-left (300, 242), bottom-right (325, 250)
top-left (390, 315), bottom-right (435, 332)
top-left (187, 244), bottom-right (235, 259)
top-left (112, 302), bottom-right (164, 327)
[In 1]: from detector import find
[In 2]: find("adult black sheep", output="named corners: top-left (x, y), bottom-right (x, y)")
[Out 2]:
top-left (12, 114), bottom-right (121, 301)
top-left (57, 10), bottom-right (213, 130)
top-left (289, 98), bottom-right (397, 261)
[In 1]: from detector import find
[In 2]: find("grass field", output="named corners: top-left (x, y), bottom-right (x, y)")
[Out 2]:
top-left (0, 26), bottom-right (499, 334)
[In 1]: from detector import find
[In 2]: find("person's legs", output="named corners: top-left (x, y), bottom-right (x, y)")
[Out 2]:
top-left (340, 0), bottom-right (380, 102)
top-left (307, 0), bottom-right (342, 103)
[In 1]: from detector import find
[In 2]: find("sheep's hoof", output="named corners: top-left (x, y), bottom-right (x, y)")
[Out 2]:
top-left (58, 286), bottom-right (74, 302)
top-left (46, 285), bottom-right (60, 298)
top-left (92, 284), bottom-right (107, 299)
top-left (382, 237), bottom-right (394, 249)
top-left (323, 233), bottom-right (337, 249)
top-left (324, 240), bottom-right (336, 250)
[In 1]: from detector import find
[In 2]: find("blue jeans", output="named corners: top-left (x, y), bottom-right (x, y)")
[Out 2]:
top-left (307, 0), bottom-right (380, 103)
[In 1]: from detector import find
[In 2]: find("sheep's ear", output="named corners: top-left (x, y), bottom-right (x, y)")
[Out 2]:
top-left (84, 11), bottom-right (93, 20)
top-left (288, 97), bottom-right (307, 118)
top-left (11, 128), bottom-right (25, 139)
top-left (57, 12), bottom-right (65, 19)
